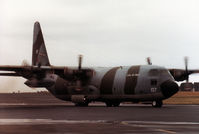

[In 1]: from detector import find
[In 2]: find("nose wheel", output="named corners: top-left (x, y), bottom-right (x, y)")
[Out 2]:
top-left (152, 100), bottom-right (163, 107)
top-left (75, 102), bottom-right (89, 107)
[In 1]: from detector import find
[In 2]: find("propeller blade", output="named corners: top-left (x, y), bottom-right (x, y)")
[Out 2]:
top-left (146, 57), bottom-right (152, 65)
top-left (75, 80), bottom-right (82, 91)
top-left (22, 59), bottom-right (30, 66)
top-left (184, 56), bottom-right (189, 82)
top-left (78, 55), bottom-right (83, 70)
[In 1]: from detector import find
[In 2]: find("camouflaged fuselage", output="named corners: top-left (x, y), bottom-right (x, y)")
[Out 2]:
top-left (47, 65), bottom-right (175, 103)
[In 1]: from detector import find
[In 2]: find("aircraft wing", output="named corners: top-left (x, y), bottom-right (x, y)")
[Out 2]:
top-left (0, 65), bottom-right (26, 77)
top-left (0, 65), bottom-right (93, 80)
top-left (0, 65), bottom-right (26, 71)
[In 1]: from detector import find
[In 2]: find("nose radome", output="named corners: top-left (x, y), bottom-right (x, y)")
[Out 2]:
top-left (160, 80), bottom-right (179, 99)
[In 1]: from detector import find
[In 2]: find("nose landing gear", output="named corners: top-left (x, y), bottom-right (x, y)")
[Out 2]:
top-left (152, 100), bottom-right (163, 107)
top-left (105, 102), bottom-right (120, 107)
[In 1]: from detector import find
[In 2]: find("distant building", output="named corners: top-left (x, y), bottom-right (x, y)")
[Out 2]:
top-left (194, 82), bottom-right (199, 91)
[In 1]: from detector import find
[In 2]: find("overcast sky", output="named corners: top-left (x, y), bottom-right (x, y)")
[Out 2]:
top-left (1, 0), bottom-right (199, 92)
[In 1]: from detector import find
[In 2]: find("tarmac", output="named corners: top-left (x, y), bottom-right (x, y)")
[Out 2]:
top-left (0, 93), bottom-right (199, 134)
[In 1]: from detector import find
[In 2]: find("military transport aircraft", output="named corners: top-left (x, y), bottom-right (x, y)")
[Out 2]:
top-left (0, 22), bottom-right (198, 107)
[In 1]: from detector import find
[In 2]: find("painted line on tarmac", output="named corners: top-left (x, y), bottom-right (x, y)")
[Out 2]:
top-left (121, 121), bottom-right (178, 134)
top-left (0, 103), bottom-right (199, 107)
top-left (121, 121), bottom-right (187, 134)
top-left (0, 103), bottom-right (70, 106)
top-left (0, 119), bottom-right (108, 125)
top-left (122, 120), bottom-right (199, 125)
top-left (156, 129), bottom-right (176, 134)
top-left (0, 119), bottom-right (199, 126)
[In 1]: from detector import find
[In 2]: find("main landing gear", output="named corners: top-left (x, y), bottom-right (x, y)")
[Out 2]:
top-left (152, 100), bottom-right (163, 108)
top-left (75, 102), bottom-right (89, 107)
top-left (105, 102), bottom-right (120, 107)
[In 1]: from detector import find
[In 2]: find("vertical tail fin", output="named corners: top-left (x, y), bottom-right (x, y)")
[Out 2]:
top-left (32, 21), bottom-right (50, 66)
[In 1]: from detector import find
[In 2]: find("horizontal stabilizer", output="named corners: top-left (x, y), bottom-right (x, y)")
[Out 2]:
top-left (0, 73), bottom-right (21, 76)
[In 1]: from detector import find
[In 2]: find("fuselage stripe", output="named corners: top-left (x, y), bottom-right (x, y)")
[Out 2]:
top-left (124, 66), bottom-right (140, 94)
top-left (100, 67), bottom-right (120, 94)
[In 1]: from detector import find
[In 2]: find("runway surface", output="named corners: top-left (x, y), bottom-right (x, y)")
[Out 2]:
top-left (0, 93), bottom-right (199, 134)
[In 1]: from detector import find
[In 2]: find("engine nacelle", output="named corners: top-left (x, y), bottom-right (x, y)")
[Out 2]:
top-left (169, 69), bottom-right (187, 81)
top-left (63, 67), bottom-right (74, 79)
top-left (24, 78), bottom-right (55, 87)
top-left (25, 74), bottom-right (61, 89)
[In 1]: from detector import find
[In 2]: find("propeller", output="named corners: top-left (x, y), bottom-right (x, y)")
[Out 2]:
top-left (146, 57), bottom-right (152, 65)
top-left (75, 54), bottom-right (93, 92)
top-left (78, 55), bottom-right (83, 70)
top-left (75, 54), bottom-right (83, 91)
top-left (184, 56), bottom-right (189, 82)
top-left (75, 80), bottom-right (82, 91)
top-left (22, 59), bottom-right (30, 66)
top-left (169, 57), bottom-right (199, 82)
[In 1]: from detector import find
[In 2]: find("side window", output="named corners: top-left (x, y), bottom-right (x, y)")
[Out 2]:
top-left (151, 79), bottom-right (157, 86)
top-left (159, 69), bottom-right (168, 75)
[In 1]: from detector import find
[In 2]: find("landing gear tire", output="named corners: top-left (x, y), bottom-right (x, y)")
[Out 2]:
top-left (112, 102), bottom-right (120, 107)
top-left (75, 102), bottom-right (89, 107)
top-left (105, 102), bottom-right (112, 107)
top-left (105, 102), bottom-right (120, 107)
top-left (152, 100), bottom-right (163, 108)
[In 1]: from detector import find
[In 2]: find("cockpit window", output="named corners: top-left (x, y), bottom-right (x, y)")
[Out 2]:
top-left (148, 69), bottom-right (159, 76)
top-left (159, 69), bottom-right (168, 75)
top-left (148, 69), bottom-right (168, 76)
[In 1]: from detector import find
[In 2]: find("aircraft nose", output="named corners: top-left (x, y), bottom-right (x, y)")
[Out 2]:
top-left (160, 80), bottom-right (179, 99)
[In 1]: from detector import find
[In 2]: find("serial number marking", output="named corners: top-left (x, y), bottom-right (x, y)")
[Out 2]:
top-left (126, 74), bottom-right (139, 77)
